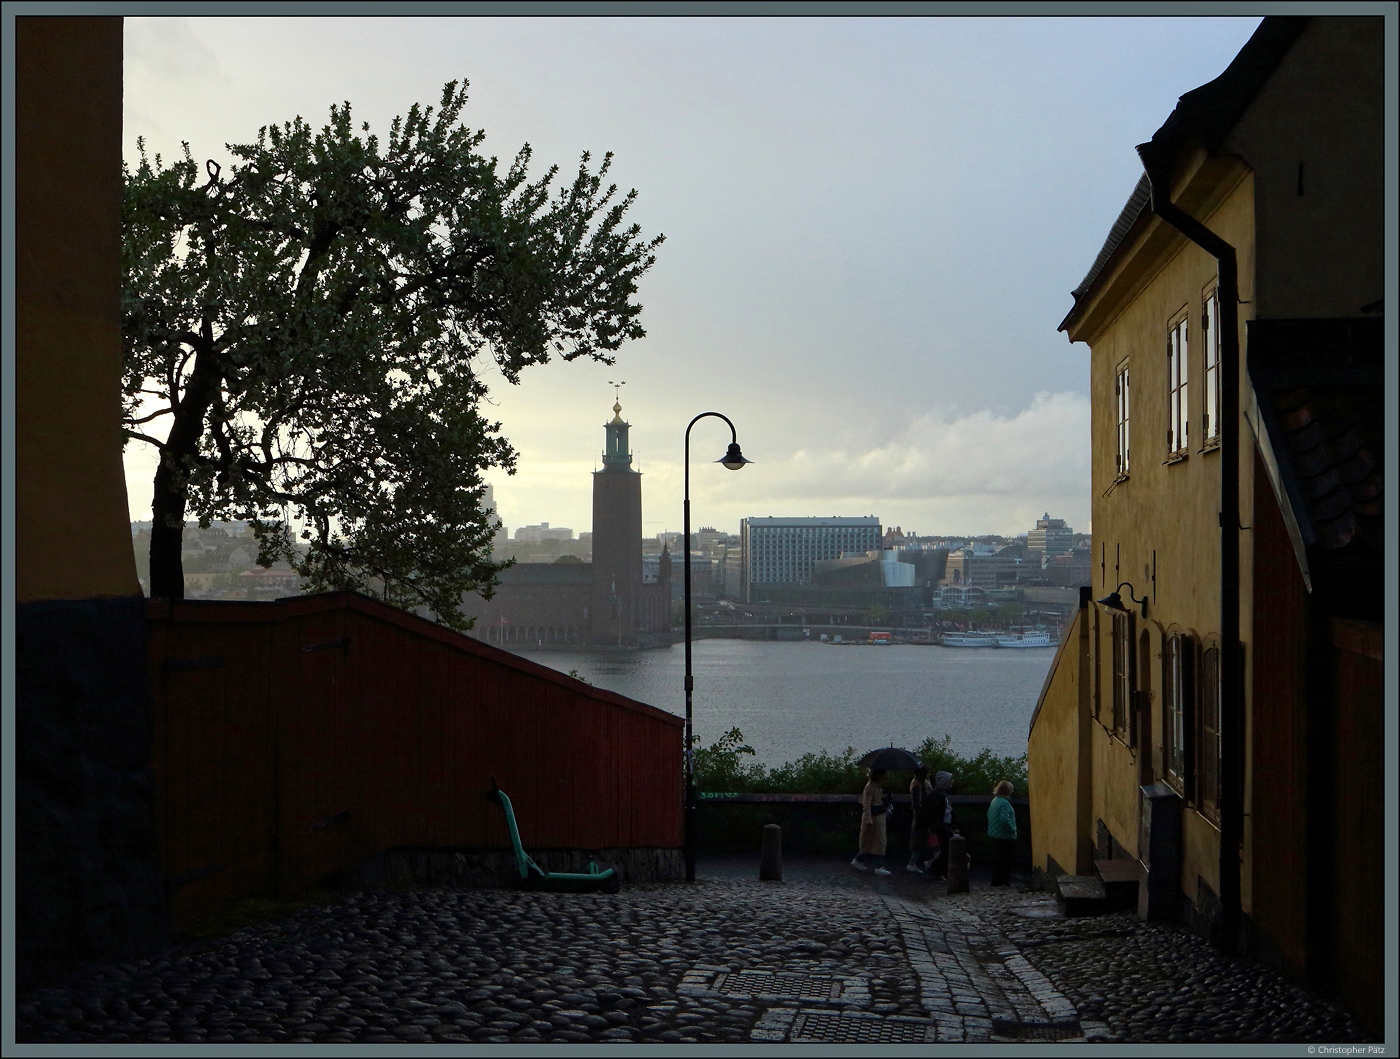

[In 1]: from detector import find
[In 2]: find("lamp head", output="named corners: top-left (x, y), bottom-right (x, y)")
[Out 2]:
top-left (1098, 581), bottom-right (1147, 616)
top-left (718, 442), bottom-right (752, 471)
top-left (1097, 590), bottom-right (1127, 612)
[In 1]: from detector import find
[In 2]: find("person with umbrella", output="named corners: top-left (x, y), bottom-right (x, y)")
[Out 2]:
top-left (851, 748), bottom-right (920, 876)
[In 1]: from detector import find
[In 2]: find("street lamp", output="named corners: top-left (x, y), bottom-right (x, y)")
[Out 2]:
top-left (1098, 581), bottom-right (1149, 618)
top-left (683, 412), bottom-right (751, 883)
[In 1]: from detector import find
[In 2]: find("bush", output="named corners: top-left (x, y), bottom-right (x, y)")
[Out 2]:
top-left (692, 728), bottom-right (1028, 799)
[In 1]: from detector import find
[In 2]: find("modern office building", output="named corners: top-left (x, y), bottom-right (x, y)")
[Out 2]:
top-left (740, 516), bottom-right (881, 602)
top-left (1026, 513), bottom-right (1075, 566)
top-left (942, 541), bottom-right (1030, 589)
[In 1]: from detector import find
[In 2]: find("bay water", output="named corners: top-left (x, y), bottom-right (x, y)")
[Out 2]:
top-left (514, 639), bottom-right (1056, 767)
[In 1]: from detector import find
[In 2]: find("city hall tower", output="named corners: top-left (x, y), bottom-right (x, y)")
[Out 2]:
top-left (590, 400), bottom-right (645, 643)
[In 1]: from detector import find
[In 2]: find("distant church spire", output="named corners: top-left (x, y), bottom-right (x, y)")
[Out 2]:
top-left (601, 388), bottom-right (633, 471)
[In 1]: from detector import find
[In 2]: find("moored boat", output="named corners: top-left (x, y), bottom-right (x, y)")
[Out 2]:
top-left (994, 633), bottom-right (1054, 648)
top-left (939, 632), bottom-right (999, 647)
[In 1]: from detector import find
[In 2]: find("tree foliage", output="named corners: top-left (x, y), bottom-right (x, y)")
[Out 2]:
top-left (122, 81), bottom-right (662, 627)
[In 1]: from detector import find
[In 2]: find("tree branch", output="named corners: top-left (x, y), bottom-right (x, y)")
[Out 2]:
top-left (124, 430), bottom-right (168, 450)
top-left (126, 406), bottom-right (175, 426)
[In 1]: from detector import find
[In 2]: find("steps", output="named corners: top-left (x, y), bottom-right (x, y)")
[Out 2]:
top-left (1094, 858), bottom-right (1141, 912)
top-left (1055, 875), bottom-right (1106, 916)
top-left (1055, 859), bottom-right (1141, 917)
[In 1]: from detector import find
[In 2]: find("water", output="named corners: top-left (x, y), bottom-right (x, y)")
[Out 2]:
top-left (513, 639), bottom-right (1055, 767)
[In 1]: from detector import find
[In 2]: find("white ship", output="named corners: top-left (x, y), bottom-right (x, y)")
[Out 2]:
top-left (939, 632), bottom-right (999, 648)
top-left (994, 632), bottom-right (1054, 648)
top-left (939, 629), bottom-right (1055, 648)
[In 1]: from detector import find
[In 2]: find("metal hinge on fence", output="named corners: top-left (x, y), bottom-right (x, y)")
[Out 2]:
top-left (164, 656), bottom-right (224, 670)
top-left (304, 808), bottom-right (350, 835)
top-left (167, 864), bottom-right (224, 888)
top-left (301, 637), bottom-right (350, 654)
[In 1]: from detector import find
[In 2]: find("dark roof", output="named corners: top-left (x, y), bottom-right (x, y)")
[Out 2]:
top-left (1248, 318), bottom-right (1384, 619)
top-left (1069, 175), bottom-right (1151, 304)
top-left (1061, 17), bottom-right (1311, 328)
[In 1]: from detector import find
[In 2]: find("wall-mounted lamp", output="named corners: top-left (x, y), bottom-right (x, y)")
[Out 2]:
top-left (1098, 581), bottom-right (1149, 618)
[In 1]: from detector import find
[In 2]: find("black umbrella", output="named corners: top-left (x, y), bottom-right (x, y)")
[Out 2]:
top-left (858, 747), bottom-right (923, 771)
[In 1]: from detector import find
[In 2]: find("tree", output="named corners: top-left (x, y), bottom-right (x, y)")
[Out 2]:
top-left (122, 81), bottom-right (662, 628)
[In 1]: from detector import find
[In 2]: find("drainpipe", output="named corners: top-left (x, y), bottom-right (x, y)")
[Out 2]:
top-left (1136, 144), bottom-right (1243, 956)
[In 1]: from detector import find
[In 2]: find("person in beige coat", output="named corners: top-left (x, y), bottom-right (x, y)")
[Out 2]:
top-left (851, 769), bottom-right (892, 875)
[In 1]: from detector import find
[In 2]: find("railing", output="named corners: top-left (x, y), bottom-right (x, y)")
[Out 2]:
top-left (694, 792), bottom-right (1030, 861)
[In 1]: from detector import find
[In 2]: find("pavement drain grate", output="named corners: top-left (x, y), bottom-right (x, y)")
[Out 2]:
top-left (790, 1011), bottom-right (937, 1043)
top-left (991, 1019), bottom-right (1083, 1042)
top-left (716, 971), bottom-right (841, 1001)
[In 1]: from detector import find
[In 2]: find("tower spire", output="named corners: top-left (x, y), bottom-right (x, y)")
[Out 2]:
top-left (601, 384), bottom-right (633, 470)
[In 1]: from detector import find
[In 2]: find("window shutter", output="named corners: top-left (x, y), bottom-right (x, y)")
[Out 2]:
top-left (1182, 636), bottom-right (1197, 800)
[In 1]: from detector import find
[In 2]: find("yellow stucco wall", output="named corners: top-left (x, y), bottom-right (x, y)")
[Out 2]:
top-left (16, 17), bottom-right (139, 603)
top-left (1066, 161), bottom-right (1257, 903)
top-left (1028, 606), bottom-right (1089, 878)
top-left (1047, 12), bottom-right (1381, 932)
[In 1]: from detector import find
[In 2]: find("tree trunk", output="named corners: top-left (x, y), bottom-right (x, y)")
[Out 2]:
top-left (146, 332), bottom-right (223, 600)
top-left (147, 457), bottom-right (187, 599)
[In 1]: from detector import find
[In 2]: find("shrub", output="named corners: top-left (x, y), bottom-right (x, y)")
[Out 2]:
top-left (693, 728), bottom-right (1029, 798)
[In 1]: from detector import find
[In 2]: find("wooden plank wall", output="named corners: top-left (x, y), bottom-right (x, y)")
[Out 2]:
top-left (148, 593), bottom-right (683, 928)
top-left (1248, 456), bottom-right (1309, 977)
top-left (1325, 617), bottom-right (1383, 1037)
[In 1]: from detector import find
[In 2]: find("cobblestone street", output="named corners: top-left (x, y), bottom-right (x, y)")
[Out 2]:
top-left (15, 856), bottom-right (1374, 1046)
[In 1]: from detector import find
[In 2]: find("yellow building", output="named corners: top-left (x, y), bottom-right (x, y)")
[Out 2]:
top-left (1028, 16), bottom-right (1385, 1035)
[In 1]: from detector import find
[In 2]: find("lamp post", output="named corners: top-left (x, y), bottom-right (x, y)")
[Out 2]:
top-left (683, 412), bottom-right (751, 883)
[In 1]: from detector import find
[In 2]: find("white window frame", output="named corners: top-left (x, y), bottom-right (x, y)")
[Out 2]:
top-left (1163, 633), bottom-right (1194, 793)
top-left (1167, 315), bottom-right (1189, 456)
top-left (1114, 361), bottom-right (1130, 478)
top-left (1202, 291), bottom-right (1221, 445)
top-left (1196, 642), bottom-right (1221, 824)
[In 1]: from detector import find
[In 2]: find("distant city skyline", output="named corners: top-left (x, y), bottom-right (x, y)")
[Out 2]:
top-left (120, 15), bottom-right (1267, 538)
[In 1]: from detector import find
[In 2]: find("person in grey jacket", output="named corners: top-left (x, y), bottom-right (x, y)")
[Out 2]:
top-left (925, 771), bottom-right (956, 880)
top-left (987, 779), bottom-right (1018, 886)
top-left (906, 766), bottom-right (934, 873)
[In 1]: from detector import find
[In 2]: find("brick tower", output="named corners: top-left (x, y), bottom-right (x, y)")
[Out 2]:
top-left (589, 399), bottom-right (644, 644)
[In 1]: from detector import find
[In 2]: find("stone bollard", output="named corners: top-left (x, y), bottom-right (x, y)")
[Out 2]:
top-left (946, 832), bottom-right (970, 894)
top-left (759, 824), bottom-right (783, 881)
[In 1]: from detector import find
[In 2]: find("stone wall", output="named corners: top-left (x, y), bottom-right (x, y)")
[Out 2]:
top-left (16, 597), bottom-right (168, 990)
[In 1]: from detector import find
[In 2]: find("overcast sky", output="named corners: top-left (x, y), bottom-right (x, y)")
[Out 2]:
top-left (121, 14), bottom-right (1265, 539)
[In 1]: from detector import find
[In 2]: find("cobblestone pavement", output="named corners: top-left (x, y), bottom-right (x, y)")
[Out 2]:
top-left (15, 856), bottom-right (1374, 1046)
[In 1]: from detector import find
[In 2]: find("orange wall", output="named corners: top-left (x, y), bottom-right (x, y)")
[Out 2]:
top-left (16, 17), bottom-right (139, 602)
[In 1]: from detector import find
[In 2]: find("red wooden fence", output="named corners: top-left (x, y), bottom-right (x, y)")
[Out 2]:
top-left (147, 592), bottom-right (683, 929)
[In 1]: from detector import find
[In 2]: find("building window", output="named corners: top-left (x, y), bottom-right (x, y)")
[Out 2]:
top-left (1111, 611), bottom-right (1132, 738)
top-left (1167, 316), bottom-right (1189, 455)
top-left (1196, 643), bottom-right (1221, 823)
top-left (1115, 362), bottom-right (1130, 477)
top-left (1162, 633), bottom-right (1194, 792)
top-left (1202, 291), bottom-right (1221, 444)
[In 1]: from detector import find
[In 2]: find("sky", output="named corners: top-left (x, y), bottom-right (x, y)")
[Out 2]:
top-left (121, 14), bottom-right (1266, 540)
